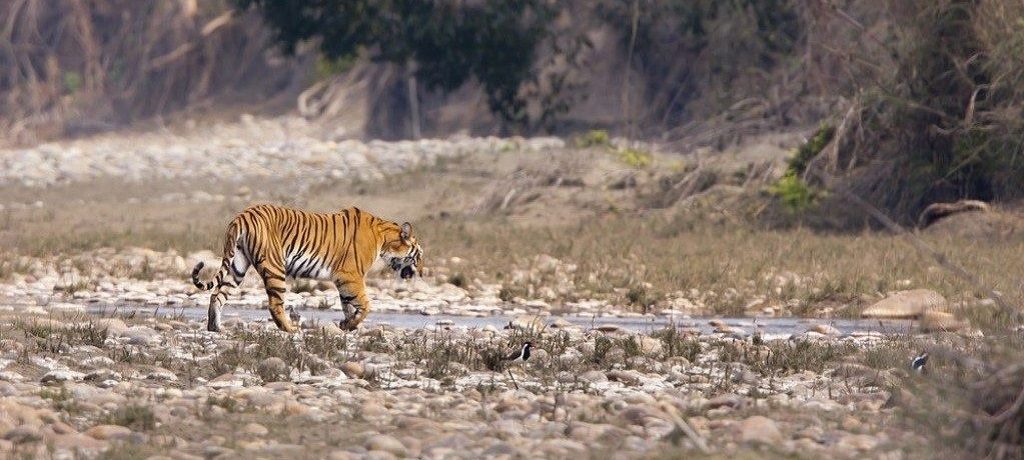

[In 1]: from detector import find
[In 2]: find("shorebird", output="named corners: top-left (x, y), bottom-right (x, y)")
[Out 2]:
top-left (286, 306), bottom-right (304, 329)
top-left (501, 342), bottom-right (532, 390)
top-left (504, 341), bottom-right (532, 364)
top-left (911, 352), bottom-right (928, 373)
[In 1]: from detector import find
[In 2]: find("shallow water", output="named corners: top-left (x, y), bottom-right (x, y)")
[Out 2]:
top-left (86, 304), bottom-right (914, 336)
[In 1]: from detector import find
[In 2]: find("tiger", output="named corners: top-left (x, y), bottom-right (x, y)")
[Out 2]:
top-left (190, 204), bottom-right (422, 333)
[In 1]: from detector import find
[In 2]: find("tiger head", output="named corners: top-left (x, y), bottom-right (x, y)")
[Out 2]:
top-left (382, 222), bottom-right (422, 280)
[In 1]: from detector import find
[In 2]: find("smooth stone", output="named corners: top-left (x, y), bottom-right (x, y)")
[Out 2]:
top-left (861, 289), bottom-right (946, 319)
top-left (738, 416), bottom-right (782, 445)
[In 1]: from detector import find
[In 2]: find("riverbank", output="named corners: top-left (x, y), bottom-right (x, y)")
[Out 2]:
top-left (0, 303), bottom-right (927, 459)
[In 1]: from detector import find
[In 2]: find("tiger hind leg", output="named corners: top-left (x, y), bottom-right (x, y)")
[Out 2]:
top-left (207, 250), bottom-right (250, 332)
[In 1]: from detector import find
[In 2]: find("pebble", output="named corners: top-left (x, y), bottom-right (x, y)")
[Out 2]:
top-left (85, 425), bottom-right (132, 441)
top-left (340, 362), bottom-right (365, 379)
top-left (365, 434), bottom-right (407, 457)
top-left (739, 416), bottom-right (783, 445)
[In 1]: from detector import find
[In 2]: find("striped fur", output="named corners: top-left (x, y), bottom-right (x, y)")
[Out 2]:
top-left (191, 204), bottom-right (422, 332)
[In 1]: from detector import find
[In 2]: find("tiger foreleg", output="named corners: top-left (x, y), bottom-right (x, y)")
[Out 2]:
top-left (256, 261), bottom-right (297, 333)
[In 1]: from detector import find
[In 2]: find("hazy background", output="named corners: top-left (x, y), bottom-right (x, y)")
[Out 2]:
top-left (4, 0), bottom-right (1024, 223)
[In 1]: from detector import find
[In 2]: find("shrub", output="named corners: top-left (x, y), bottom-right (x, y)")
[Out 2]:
top-left (616, 147), bottom-right (653, 168)
top-left (787, 124), bottom-right (834, 176)
top-left (574, 129), bottom-right (611, 148)
top-left (769, 172), bottom-right (817, 212)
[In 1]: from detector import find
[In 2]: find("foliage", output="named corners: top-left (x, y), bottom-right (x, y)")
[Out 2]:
top-left (595, 0), bottom-right (803, 132)
top-left (787, 124), bottom-right (834, 176)
top-left (1, 0), bottom-right (291, 143)
top-left (616, 147), bottom-right (653, 168)
top-left (769, 172), bottom-right (817, 212)
top-left (236, 0), bottom-right (559, 130)
top-left (314, 56), bottom-right (358, 81)
top-left (823, 0), bottom-right (1024, 221)
top-left (575, 129), bottom-right (611, 148)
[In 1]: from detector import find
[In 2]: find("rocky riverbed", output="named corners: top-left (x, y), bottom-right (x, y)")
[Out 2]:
top-left (0, 301), bottom-right (915, 459)
top-left (0, 115), bottom-right (564, 189)
top-left (0, 247), bottom-right (735, 319)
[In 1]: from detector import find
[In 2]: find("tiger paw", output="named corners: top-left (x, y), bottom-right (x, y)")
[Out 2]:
top-left (338, 319), bottom-right (359, 331)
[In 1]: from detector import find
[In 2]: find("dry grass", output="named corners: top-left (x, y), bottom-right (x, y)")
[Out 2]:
top-left (420, 213), bottom-right (1024, 319)
top-left (3, 173), bottom-right (1022, 323)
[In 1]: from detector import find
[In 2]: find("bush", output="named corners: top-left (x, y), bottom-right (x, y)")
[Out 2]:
top-left (819, 0), bottom-right (1024, 222)
top-left (787, 124), bottom-right (834, 176)
top-left (769, 172), bottom-right (817, 212)
top-left (574, 129), bottom-right (611, 148)
top-left (616, 147), bottom-right (653, 168)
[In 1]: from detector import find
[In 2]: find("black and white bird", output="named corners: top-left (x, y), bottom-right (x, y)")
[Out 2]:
top-left (286, 306), bottom-right (304, 329)
top-left (910, 352), bottom-right (929, 373)
top-left (500, 342), bottom-right (532, 390)
top-left (504, 342), bottom-right (532, 364)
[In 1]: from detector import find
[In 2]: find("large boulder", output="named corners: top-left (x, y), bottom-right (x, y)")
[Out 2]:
top-left (862, 289), bottom-right (947, 319)
top-left (919, 310), bottom-right (968, 333)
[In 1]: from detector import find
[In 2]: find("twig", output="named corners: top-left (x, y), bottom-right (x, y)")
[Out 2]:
top-left (666, 412), bottom-right (710, 454)
top-left (507, 369), bottom-right (519, 390)
top-left (987, 382), bottom-right (1024, 424)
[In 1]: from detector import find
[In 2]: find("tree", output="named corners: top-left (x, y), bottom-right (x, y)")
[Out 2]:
top-left (235, 0), bottom-right (557, 131)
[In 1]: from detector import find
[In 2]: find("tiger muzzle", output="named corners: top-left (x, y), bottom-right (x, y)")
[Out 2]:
top-left (390, 256), bottom-right (418, 279)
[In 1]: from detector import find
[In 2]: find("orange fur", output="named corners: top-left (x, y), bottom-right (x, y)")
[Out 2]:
top-left (192, 204), bottom-right (421, 332)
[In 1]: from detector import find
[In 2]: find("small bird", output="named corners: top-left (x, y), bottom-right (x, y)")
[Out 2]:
top-left (503, 341), bottom-right (532, 364)
top-left (286, 306), bottom-right (304, 329)
top-left (501, 342), bottom-right (532, 390)
top-left (911, 352), bottom-right (928, 373)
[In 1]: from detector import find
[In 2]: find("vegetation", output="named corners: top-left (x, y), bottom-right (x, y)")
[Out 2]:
top-left (235, 0), bottom-right (565, 131)
top-left (806, 1), bottom-right (1024, 222)
top-left (768, 172), bottom-right (818, 212)
top-left (574, 130), bottom-right (611, 149)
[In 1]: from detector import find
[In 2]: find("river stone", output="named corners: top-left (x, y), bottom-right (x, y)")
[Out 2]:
top-left (919, 310), bottom-right (968, 333)
top-left (41, 370), bottom-right (84, 384)
top-left (365, 434), bottom-right (407, 456)
top-left (120, 323), bottom-right (160, 342)
top-left (242, 423), bottom-right (269, 437)
top-left (808, 324), bottom-right (841, 336)
top-left (579, 370), bottom-right (607, 383)
top-left (340, 362), bottom-right (365, 378)
top-left (4, 426), bottom-right (42, 444)
top-left (85, 425), bottom-right (131, 440)
top-left (606, 370), bottom-right (642, 386)
top-left (739, 416), bottom-right (782, 445)
top-left (862, 289), bottom-right (946, 319)
top-left (637, 336), bottom-right (663, 355)
top-left (257, 357), bottom-right (289, 382)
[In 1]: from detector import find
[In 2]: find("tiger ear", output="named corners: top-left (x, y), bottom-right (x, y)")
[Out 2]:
top-left (400, 222), bottom-right (412, 240)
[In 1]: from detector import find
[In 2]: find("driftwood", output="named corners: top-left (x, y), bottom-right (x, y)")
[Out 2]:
top-left (917, 199), bottom-right (991, 229)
